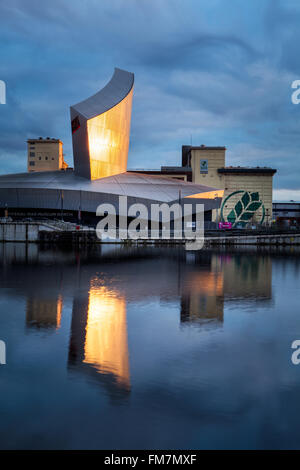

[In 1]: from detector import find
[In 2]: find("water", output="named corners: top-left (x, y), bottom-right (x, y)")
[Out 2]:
top-left (0, 243), bottom-right (300, 449)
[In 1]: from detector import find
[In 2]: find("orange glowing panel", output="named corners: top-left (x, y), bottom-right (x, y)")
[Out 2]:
top-left (83, 286), bottom-right (130, 389)
top-left (185, 189), bottom-right (224, 199)
top-left (56, 295), bottom-right (63, 329)
top-left (87, 87), bottom-right (133, 180)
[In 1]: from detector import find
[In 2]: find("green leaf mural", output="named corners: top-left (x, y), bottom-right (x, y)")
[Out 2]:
top-left (235, 200), bottom-right (243, 217)
top-left (241, 192), bottom-right (250, 207)
top-left (221, 191), bottom-right (263, 227)
top-left (227, 209), bottom-right (236, 223)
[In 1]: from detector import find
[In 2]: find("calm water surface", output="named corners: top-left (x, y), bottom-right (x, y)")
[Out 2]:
top-left (0, 243), bottom-right (300, 449)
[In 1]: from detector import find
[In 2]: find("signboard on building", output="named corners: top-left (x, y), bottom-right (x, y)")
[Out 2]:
top-left (200, 159), bottom-right (208, 174)
top-left (219, 222), bottom-right (232, 230)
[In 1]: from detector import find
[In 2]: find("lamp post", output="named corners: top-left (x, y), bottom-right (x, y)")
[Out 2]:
top-left (61, 190), bottom-right (64, 221)
top-left (266, 208), bottom-right (269, 227)
top-left (78, 190), bottom-right (82, 225)
top-left (215, 194), bottom-right (219, 229)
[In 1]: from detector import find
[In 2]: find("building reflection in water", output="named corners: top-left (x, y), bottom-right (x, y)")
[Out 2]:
top-left (181, 269), bottom-right (224, 326)
top-left (180, 253), bottom-right (272, 327)
top-left (68, 282), bottom-right (130, 398)
top-left (26, 295), bottom-right (63, 330)
top-left (222, 253), bottom-right (272, 300)
top-left (10, 245), bottom-right (273, 395)
top-left (84, 284), bottom-right (130, 388)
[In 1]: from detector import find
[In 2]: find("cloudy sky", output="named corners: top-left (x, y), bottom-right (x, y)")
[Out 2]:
top-left (0, 0), bottom-right (299, 200)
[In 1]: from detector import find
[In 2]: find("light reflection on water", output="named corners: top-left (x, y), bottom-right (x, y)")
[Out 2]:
top-left (69, 285), bottom-right (130, 393)
top-left (0, 243), bottom-right (300, 449)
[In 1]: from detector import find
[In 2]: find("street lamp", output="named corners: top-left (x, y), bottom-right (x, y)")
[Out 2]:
top-left (214, 194), bottom-right (219, 229)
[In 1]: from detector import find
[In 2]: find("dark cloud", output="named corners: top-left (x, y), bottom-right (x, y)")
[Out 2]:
top-left (0, 0), bottom-right (299, 194)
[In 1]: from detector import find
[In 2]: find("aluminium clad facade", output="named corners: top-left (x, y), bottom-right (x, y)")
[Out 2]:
top-left (70, 68), bottom-right (134, 180)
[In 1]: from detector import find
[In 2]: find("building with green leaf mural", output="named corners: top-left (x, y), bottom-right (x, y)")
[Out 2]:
top-left (134, 145), bottom-right (277, 227)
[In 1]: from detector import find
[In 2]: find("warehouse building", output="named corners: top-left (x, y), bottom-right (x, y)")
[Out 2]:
top-left (133, 145), bottom-right (277, 227)
top-left (273, 201), bottom-right (300, 227)
top-left (27, 137), bottom-right (68, 172)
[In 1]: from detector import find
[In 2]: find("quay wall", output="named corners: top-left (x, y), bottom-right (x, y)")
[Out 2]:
top-left (204, 234), bottom-right (300, 246)
top-left (0, 223), bottom-right (40, 242)
top-left (1, 222), bottom-right (300, 246)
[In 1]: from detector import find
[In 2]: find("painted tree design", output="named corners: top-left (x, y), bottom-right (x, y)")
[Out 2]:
top-left (227, 191), bottom-right (262, 227)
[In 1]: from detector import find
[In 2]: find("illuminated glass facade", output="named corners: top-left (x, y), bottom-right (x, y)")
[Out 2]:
top-left (70, 68), bottom-right (134, 180)
top-left (87, 87), bottom-right (133, 180)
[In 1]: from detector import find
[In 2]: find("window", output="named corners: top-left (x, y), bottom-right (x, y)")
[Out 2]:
top-left (45, 156), bottom-right (48, 160)
top-left (29, 161), bottom-right (35, 166)
top-left (30, 146), bottom-right (35, 150)
top-left (39, 157), bottom-right (41, 160)
top-left (29, 152), bottom-right (35, 157)
top-left (52, 157), bottom-right (54, 160)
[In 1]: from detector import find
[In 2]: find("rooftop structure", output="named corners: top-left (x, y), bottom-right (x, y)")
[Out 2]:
top-left (70, 68), bottom-right (134, 180)
top-left (27, 137), bottom-right (68, 173)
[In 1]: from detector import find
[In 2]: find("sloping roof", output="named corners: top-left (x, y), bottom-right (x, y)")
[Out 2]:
top-left (218, 167), bottom-right (276, 175)
top-left (190, 146), bottom-right (226, 150)
top-left (0, 170), bottom-right (221, 203)
top-left (71, 68), bottom-right (134, 120)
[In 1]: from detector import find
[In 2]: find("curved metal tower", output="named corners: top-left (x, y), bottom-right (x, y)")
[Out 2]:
top-left (70, 68), bottom-right (134, 180)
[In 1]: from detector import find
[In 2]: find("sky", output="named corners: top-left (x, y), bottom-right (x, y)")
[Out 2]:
top-left (0, 0), bottom-right (300, 200)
